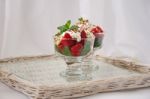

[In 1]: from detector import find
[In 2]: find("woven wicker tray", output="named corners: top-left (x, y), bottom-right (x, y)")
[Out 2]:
top-left (0, 55), bottom-right (150, 99)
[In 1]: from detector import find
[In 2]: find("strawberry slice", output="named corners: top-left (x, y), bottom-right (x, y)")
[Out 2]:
top-left (80, 30), bottom-right (87, 45)
top-left (91, 26), bottom-right (103, 33)
top-left (71, 43), bottom-right (83, 56)
top-left (64, 33), bottom-right (72, 38)
top-left (91, 26), bottom-right (103, 37)
top-left (96, 26), bottom-right (103, 33)
top-left (81, 30), bottom-right (87, 38)
top-left (60, 33), bottom-right (76, 47)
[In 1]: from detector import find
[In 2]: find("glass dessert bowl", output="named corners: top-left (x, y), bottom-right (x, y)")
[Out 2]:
top-left (54, 18), bottom-right (104, 78)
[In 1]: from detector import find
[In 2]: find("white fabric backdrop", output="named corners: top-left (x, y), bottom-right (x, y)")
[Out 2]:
top-left (0, 0), bottom-right (150, 63)
top-left (0, 0), bottom-right (150, 99)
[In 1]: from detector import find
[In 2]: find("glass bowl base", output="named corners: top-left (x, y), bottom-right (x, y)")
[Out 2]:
top-left (59, 60), bottom-right (99, 81)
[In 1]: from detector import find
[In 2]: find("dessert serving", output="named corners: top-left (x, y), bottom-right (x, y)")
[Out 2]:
top-left (1, 18), bottom-right (150, 99)
top-left (54, 18), bottom-right (104, 56)
top-left (54, 18), bottom-right (104, 77)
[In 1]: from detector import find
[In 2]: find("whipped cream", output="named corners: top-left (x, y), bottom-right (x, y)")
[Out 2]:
top-left (63, 31), bottom-right (81, 42)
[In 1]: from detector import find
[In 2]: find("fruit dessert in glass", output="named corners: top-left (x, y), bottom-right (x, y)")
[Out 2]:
top-left (54, 18), bottom-right (104, 78)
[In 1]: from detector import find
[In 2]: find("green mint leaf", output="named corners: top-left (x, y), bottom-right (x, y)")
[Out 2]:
top-left (65, 20), bottom-right (71, 28)
top-left (69, 25), bottom-right (79, 31)
top-left (81, 41), bottom-right (91, 55)
top-left (57, 20), bottom-right (71, 34)
top-left (57, 25), bottom-right (68, 34)
top-left (63, 46), bottom-right (71, 56)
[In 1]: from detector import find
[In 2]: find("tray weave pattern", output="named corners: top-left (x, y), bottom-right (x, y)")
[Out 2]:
top-left (0, 55), bottom-right (150, 99)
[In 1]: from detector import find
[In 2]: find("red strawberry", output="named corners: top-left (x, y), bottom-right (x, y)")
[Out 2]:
top-left (91, 26), bottom-right (103, 38)
top-left (80, 30), bottom-right (87, 45)
top-left (71, 43), bottom-right (83, 56)
top-left (60, 33), bottom-right (76, 47)
top-left (81, 30), bottom-right (87, 38)
top-left (63, 33), bottom-right (72, 38)
top-left (91, 26), bottom-right (103, 33)
top-left (96, 26), bottom-right (103, 33)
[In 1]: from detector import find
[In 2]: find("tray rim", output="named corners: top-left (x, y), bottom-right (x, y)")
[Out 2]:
top-left (0, 54), bottom-right (150, 99)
